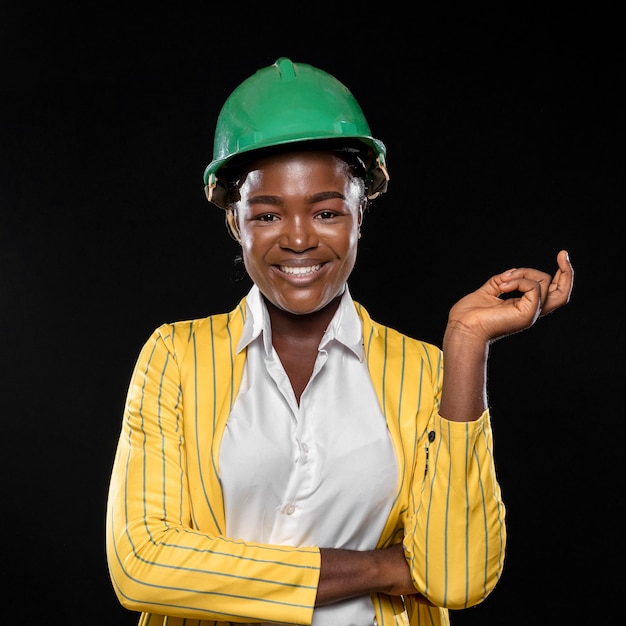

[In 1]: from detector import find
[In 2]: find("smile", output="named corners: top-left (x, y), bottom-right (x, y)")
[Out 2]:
top-left (279, 264), bottom-right (322, 275)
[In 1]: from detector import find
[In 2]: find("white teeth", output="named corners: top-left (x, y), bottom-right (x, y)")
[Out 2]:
top-left (280, 264), bottom-right (321, 275)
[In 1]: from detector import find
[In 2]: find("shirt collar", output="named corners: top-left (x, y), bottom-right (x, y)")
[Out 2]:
top-left (237, 284), bottom-right (364, 361)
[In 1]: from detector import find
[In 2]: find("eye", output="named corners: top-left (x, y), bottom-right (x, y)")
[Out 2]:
top-left (316, 210), bottom-right (340, 220)
top-left (255, 213), bottom-right (279, 222)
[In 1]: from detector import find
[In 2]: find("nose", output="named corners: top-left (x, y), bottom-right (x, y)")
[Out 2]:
top-left (278, 215), bottom-right (318, 252)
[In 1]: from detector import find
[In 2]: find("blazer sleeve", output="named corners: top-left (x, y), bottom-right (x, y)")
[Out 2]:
top-left (105, 323), bottom-right (321, 624)
top-left (404, 408), bottom-right (507, 610)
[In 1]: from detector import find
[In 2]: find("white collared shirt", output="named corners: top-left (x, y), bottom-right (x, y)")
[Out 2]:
top-left (220, 284), bottom-right (398, 625)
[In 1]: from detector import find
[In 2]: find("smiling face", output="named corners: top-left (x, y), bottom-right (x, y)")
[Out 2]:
top-left (230, 150), bottom-right (365, 315)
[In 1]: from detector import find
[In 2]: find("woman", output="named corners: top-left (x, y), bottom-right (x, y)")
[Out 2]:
top-left (106, 58), bottom-right (574, 626)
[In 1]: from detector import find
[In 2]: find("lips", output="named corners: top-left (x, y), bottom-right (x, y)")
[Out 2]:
top-left (278, 264), bottom-right (322, 275)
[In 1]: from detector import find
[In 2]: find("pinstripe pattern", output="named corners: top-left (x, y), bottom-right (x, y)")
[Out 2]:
top-left (106, 297), bottom-right (506, 625)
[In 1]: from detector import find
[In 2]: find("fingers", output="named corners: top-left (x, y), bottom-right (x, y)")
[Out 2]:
top-left (538, 249), bottom-right (574, 316)
top-left (494, 250), bottom-right (574, 317)
top-left (550, 249), bottom-right (574, 299)
top-left (497, 275), bottom-right (544, 327)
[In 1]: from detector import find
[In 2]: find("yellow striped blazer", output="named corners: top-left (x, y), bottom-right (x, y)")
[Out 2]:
top-left (106, 296), bottom-right (506, 626)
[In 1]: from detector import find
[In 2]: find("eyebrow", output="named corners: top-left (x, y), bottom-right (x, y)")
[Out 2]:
top-left (248, 191), bottom-right (347, 206)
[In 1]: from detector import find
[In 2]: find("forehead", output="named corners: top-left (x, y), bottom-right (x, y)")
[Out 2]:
top-left (238, 150), bottom-right (355, 194)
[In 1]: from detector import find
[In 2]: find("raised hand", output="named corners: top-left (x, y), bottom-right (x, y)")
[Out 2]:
top-left (446, 249), bottom-right (574, 345)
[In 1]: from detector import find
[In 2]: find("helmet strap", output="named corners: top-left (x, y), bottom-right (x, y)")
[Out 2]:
top-left (367, 155), bottom-right (390, 200)
top-left (204, 172), bottom-right (218, 203)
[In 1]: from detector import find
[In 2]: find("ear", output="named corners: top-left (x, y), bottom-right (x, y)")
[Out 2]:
top-left (225, 208), bottom-right (242, 243)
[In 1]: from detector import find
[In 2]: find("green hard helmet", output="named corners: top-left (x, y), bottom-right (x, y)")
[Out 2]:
top-left (204, 57), bottom-right (389, 208)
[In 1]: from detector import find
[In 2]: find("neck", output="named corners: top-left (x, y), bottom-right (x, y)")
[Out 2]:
top-left (264, 296), bottom-right (342, 342)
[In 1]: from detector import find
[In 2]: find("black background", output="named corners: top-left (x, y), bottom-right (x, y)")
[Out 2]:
top-left (1, 5), bottom-right (622, 624)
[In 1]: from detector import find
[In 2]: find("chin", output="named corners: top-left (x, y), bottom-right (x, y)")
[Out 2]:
top-left (279, 295), bottom-right (342, 316)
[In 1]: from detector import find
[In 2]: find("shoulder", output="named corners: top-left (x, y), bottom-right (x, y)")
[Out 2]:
top-left (353, 299), bottom-right (442, 362)
top-left (149, 297), bottom-right (248, 356)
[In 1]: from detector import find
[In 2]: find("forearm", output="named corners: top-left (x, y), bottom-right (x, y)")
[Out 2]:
top-left (107, 435), bottom-right (321, 622)
top-left (316, 544), bottom-right (418, 606)
top-left (439, 326), bottom-right (489, 422)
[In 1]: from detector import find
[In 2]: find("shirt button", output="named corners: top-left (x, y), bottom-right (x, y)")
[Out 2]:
top-left (301, 442), bottom-right (309, 453)
top-left (284, 504), bottom-right (296, 515)
top-left (428, 430), bottom-right (436, 442)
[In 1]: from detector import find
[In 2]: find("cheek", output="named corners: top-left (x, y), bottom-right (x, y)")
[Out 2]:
top-left (343, 226), bottom-right (361, 252)
top-left (238, 229), bottom-right (268, 270)
top-left (238, 237), bottom-right (256, 267)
